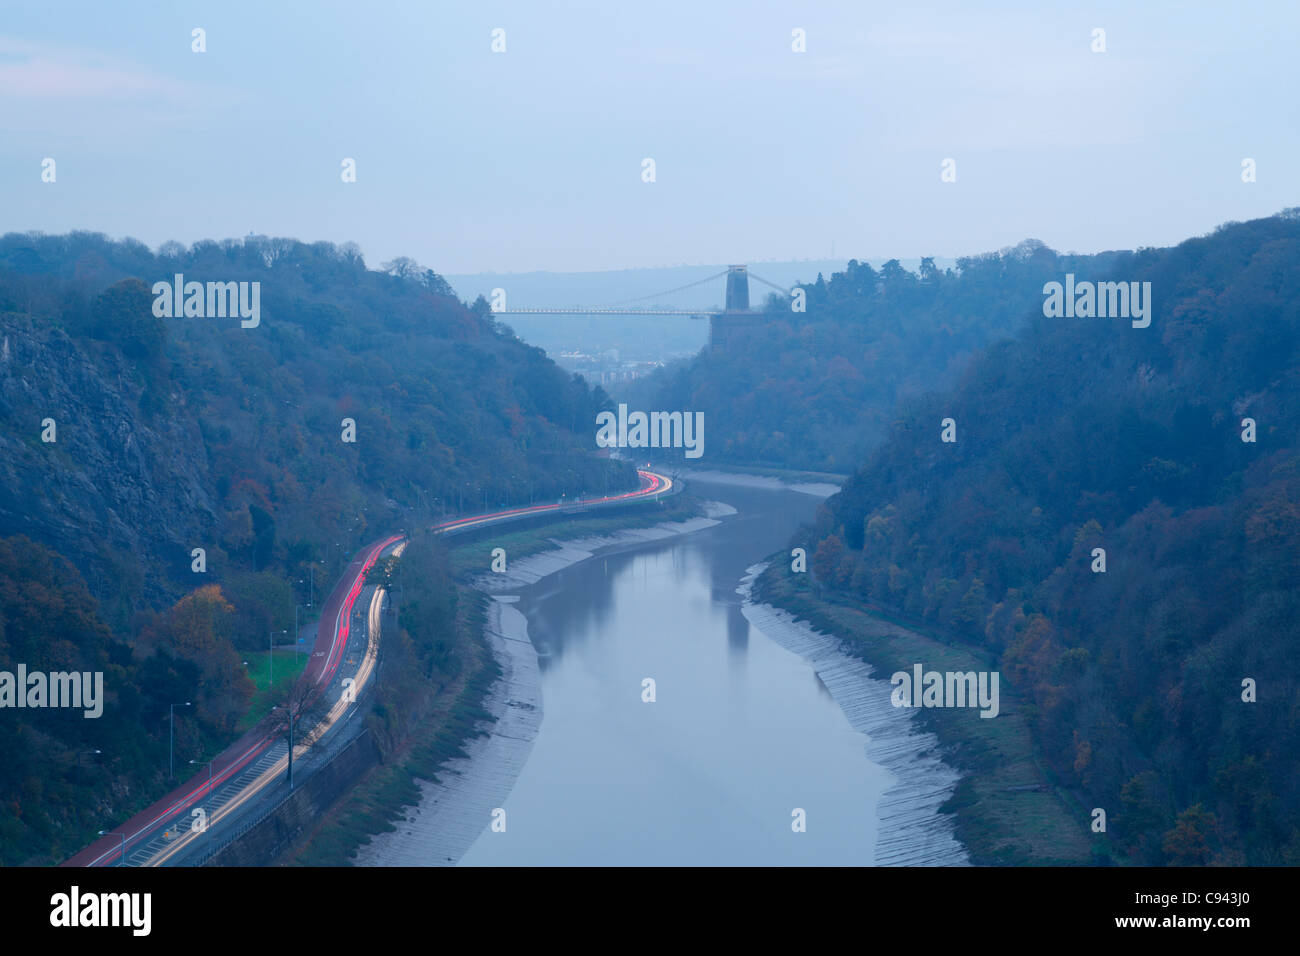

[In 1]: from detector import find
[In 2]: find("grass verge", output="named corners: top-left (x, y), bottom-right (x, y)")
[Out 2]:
top-left (237, 649), bottom-right (310, 732)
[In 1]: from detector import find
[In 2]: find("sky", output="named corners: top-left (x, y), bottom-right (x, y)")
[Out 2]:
top-left (2, 1), bottom-right (1297, 274)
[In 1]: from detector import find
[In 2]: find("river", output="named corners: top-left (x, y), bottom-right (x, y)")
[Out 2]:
top-left (355, 476), bottom-right (966, 867)
top-left (456, 478), bottom-right (893, 865)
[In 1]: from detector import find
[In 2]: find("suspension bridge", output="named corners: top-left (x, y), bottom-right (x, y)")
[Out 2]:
top-left (491, 264), bottom-right (789, 351)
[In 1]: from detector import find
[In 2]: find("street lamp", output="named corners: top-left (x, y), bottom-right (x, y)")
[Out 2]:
top-left (169, 701), bottom-right (190, 780)
top-left (98, 830), bottom-right (126, 867)
top-left (295, 604), bottom-right (309, 658)
top-left (189, 758), bottom-right (213, 795)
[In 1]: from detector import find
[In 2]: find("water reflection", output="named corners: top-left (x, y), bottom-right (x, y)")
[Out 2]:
top-left (460, 480), bottom-right (890, 866)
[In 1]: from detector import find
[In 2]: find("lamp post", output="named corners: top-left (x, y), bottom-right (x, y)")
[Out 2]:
top-left (169, 702), bottom-right (190, 780)
top-left (295, 605), bottom-right (308, 659)
top-left (189, 758), bottom-right (213, 795)
top-left (98, 830), bottom-right (125, 867)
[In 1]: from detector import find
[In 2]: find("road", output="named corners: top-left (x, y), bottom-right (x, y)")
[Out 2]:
top-left (64, 468), bottom-right (673, 867)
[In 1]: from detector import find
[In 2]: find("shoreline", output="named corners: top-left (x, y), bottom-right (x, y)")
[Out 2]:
top-left (474, 501), bottom-right (733, 594)
top-left (673, 466), bottom-right (841, 498)
top-left (737, 563), bottom-right (969, 866)
top-left (752, 564), bottom-right (1094, 864)
top-left (352, 597), bottom-right (541, 867)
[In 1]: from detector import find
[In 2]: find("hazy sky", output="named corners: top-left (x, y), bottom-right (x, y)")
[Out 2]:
top-left (2, 1), bottom-right (1296, 274)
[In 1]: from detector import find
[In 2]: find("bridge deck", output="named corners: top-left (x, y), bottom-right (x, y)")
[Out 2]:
top-left (493, 308), bottom-right (718, 315)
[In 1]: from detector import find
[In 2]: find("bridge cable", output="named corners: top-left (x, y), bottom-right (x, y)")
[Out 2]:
top-left (746, 271), bottom-right (793, 296)
top-left (598, 269), bottom-right (730, 307)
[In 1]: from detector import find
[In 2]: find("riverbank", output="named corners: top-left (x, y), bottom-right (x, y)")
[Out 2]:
top-left (671, 462), bottom-right (849, 486)
top-left (753, 564), bottom-right (1095, 865)
top-left (471, 500), bottom-right (735, 593)
top-left (695, 469), bottom-right (1094, 863)
top-left (281, 587), bottom-right (500, 865)
top-left (674, 466), bottom-right (841, 498)
top-left (738, 563), bottom-right (968, 866)
top-left (447, 492), bottom-right (703, 578)
top-left (350, 596), bottom-right (540, 866)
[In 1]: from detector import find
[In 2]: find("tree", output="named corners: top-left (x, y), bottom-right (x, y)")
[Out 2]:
top-left (380, 256), bottom-right (421, 280)
top-left (421, 268), bottom-right (454, 297)
top-left (275, 675), bottom-right (321, 791)
top-left (812, 534), bottom-right (845, 582)
top-left (141, 586), bottom-right (251, 733)
top-left (1162, 804), bottom-right (1217, 865)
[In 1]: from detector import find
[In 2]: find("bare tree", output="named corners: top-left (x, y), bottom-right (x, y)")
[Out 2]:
top-left (273, 677), bottom-right (321, 792)
top-left (380, 256), bottom-right (422, 280)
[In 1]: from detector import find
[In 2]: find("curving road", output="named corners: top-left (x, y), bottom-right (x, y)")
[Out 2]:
top-left (64, 468), bottom-right (673, 867)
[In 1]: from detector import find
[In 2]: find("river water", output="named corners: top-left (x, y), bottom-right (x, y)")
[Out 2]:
top-left (457, 479), bottom-right (901, 866)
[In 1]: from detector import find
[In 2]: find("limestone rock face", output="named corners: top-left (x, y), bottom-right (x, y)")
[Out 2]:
top-left (0, 313), bottom-right (216, 605)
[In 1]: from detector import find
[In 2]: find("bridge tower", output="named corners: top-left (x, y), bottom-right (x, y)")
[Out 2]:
top-left (724, 264), bottom-right (750, 311)
top-left (711, 265), bottom-right (761, 352)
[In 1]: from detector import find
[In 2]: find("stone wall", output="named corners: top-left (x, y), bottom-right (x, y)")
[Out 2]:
top-left (203, 729), bottom-right (382, 867)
